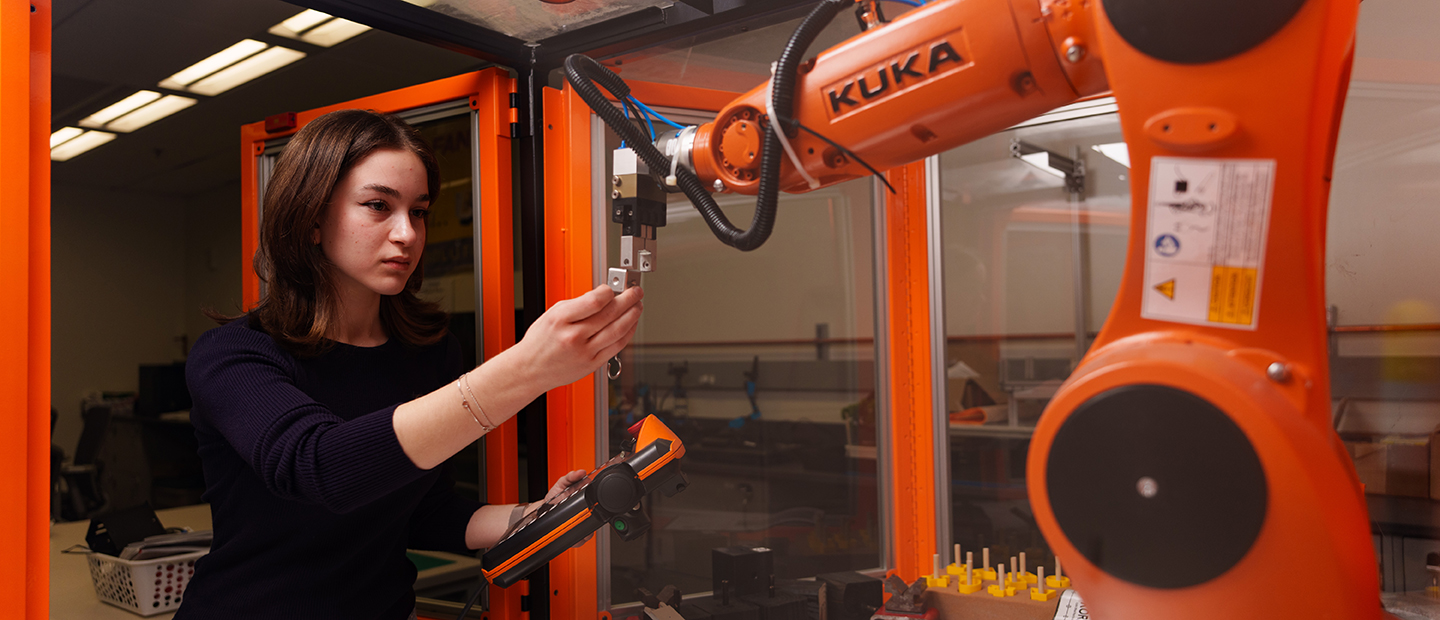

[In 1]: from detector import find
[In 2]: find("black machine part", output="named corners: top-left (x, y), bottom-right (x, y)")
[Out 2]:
top-left (482, 436), bottom-right (687, 588)
top-left (562, 0), bottom-right (858, 252)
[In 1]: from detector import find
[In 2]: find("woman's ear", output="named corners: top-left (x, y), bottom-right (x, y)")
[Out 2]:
top-left (312, 223), bottom-right (321, 245)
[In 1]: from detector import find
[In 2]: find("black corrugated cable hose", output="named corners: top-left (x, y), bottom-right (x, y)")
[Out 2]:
top-left (562, 0), bottom-right (855, 252)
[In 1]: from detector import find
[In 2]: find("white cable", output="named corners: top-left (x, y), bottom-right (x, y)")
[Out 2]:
top-left (767, 62), bottom-right (821, 190)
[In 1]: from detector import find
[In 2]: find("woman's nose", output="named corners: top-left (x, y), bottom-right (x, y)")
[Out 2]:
top-left (389, 213), bottom-right (417, 245)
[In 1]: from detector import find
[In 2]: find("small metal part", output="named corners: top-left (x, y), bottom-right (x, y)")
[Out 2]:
top-left (608, 267), bottom-right (641, 293)
top-left (612, 189), bottom-right (622, 200)
top-left (1266, 362), bottom-right (1290, 383)
top-left (613, 175), bottom-right (622, 187)
top-left (1137, 476), bottom-right (1159, 498)
top-left (713, 179), bottom-right (725, 192)
top-left (1066, 44), bottom-right (1086, 63)
top-left (607, 356), bottom-right (623, 380)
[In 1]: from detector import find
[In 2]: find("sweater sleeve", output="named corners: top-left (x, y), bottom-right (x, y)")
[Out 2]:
top-left (187, 323), bottom-right (428, 514)
top-left (407, 463), bottom-right (486, 553)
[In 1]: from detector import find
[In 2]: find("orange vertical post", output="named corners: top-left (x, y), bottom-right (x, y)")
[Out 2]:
top-left (28, 2), bottom-right (51, 617)
top-left (1, 0), bottom-right (47, 615)
top-left (882, 161), bottom-right (937, 581)
top-left (473, 69), bottom-right (523, 620)
top-left (542, 85), bottom-right (599, 620)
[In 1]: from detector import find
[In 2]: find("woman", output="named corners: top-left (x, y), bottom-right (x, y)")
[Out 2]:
top-left (175, 109), bottom-right (642, 618)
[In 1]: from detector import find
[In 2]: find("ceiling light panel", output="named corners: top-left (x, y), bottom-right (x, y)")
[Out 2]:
top-left (300, 18), bottom-right (370, 47)
top-left (79, 91), bottom-right (161, 128)
top-left (105, 95), bottom-right (198, 133)
top-left (186, 46), bottom-right (306, 97)
top-left (269, 9), bottom-right (333, 39)
top-left (50, 127), bottom-right (84, 148)
top-left (1091, 142), bottom-right (1131, 168)
top-left (159, 39), bottom-right (267, 91)
top-left (50, 130), bottom-right (116, 162)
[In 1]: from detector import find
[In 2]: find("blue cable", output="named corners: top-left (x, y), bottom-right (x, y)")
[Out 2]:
top-left (629, 97), bottom-right (686, 131)
top-left (879, 0), bottom-right (923, 7)
top-left (630, 97), bottom-right (657, 141)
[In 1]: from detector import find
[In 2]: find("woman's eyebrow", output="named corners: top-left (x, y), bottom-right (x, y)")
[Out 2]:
top-left (362, 183), bottom-right (429, 202)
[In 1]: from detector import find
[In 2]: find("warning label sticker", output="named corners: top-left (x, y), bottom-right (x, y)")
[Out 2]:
top-left (1052, 590), bottom-right (1089, 620)
top-left (1141, 157), bottom-right (1275, 330)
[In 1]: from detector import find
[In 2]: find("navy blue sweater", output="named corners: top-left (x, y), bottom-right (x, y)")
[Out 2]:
top-left (175, 317), bottom-right (483, 619)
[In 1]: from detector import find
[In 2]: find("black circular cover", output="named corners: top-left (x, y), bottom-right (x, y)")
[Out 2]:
top-left (595, 472), bottom-right (639, 513)
top-left (1101, 0), bottom-right (1308, 64)
top-left (1045, 385), bottom-right (1267, 589)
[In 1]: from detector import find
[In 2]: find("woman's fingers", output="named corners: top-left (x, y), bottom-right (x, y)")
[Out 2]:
top-left (550, 285), bottom-right (616, 323)
top-left (588, 301), bottom-right (642, 352)
top-left (591, 319), bottom-right (640, 367)
top-left (577, 286), bottom-right (642, 335)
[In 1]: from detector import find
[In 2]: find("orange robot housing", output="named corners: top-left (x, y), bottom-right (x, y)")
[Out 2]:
top-left (679, 0), bottom-right (1376, 618)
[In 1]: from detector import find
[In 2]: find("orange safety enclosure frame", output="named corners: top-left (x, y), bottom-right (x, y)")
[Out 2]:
top-left (237, 68), bottom-right (525, 620)
top-left (3, 1), bottom-right (51, 618)
top-left (540, 78), bottom-right (941, 617)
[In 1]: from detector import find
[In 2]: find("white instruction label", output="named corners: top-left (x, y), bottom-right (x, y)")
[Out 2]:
top-left (1052, 590), bottom-right (1089, 620)
top-left (1141, 156), bottom-right (1276, 330)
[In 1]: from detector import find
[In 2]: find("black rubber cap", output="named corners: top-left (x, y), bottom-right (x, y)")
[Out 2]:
top-left (1101, 0), bottom-right (1308, 64)
top-left (1046, 385), bottom-right (1267, 589)
top-left (596, 474), bottom-right (639, 514)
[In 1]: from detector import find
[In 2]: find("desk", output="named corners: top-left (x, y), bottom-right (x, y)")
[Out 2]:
top-left (51, 504), bottom-right (211, 619)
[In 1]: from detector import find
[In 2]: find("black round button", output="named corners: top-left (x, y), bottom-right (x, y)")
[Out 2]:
top-left (1101, 0), bottom-right (1308, 65)
top-left (1046, 384), bottom-right (1267, 589)
top-left (596, 473), bottom-right (639, 513)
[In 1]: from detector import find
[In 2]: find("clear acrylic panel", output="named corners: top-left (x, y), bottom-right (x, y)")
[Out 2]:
top-left (938, 108), bottom-right (1130, 572)
top-left (598, 115), bottom-right (883, 605)
top-left (402, 0), bottom-right (670, 43)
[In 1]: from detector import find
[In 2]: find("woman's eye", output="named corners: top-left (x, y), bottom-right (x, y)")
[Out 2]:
top-left (412, 208), bottom-right (431, 220)
top-left (364, 200), bottom-right (387, 212)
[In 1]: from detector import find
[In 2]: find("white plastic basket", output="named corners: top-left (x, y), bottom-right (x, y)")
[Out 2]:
top-left (85, 550), bottom-right (207, 616)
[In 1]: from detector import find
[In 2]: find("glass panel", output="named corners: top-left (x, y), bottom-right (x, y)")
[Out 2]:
top-left (598, 115), bottom-right (884, 605)
top-left (608, 4), bottom-right (922, 93)
top-left (1327, 79), bottom-right (1440, 594)
top-left (404, 0), bottom-right (670, 43)
top-left (411, 112), bottom-right (483, 502)
top-left (938, 110), bottom-right (1129, 573)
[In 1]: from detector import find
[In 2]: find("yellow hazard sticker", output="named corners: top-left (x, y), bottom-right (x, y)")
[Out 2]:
top-left (1141, 157), bottom-right (1275, 330)
top-left (1207, 266), bottom-right (1258, 325)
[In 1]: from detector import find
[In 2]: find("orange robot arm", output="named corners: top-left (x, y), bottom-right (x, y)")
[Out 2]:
top-left (572, 0), bottom-right (1376, 618)
top-left (690, 0), bottom-right (1107, 195)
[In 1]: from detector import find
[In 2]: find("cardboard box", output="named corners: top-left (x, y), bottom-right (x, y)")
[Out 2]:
top-left (1347, 439), bottom-right (1430, 498)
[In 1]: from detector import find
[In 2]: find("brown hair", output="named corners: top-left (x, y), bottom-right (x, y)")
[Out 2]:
top-left (221, 108), bottom-right (448, 356)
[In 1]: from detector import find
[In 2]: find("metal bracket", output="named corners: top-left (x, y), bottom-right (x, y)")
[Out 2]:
top-left (1012, 138), bottom-right (1086, 197)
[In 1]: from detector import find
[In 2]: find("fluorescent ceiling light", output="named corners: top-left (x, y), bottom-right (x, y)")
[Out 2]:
top-left (106, 95), bottom-right (197, 133)
top-left (79, 91), bottom-right (161, 128)
top-left (1020, 152), bottom-right (1065, 178)
top-left (1091, 142), bottom-right (1130, 168)
top-left (301, 18), bottom-right (370, 47)
top-left (269, 9), bottom-right (332, 39)
top-left (50, 130), bottom-right (116, 161)
top-left (187, 46), bottom-right (306, 97)
top-left (50, 127), bottom-right (84, 148)
top-left (159, 40), bottom-right (268, 91)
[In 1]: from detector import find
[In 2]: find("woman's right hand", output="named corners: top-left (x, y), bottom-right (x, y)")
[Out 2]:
top-left (509, 284), bottom-right (643, 394)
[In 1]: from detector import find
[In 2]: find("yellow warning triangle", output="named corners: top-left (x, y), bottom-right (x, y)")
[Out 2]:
top-left (1155, 279), bottom-right (1176, 300)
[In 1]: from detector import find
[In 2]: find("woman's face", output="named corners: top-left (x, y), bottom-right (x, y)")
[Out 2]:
top-left (317, 148), bottom-right (430, 300)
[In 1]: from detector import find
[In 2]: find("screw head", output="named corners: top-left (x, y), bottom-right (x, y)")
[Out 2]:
top-left (1136, 476), bottom-right (1158, 499)
top-left (612, 175), bottom-right (622, 187)
top-left (611, 189), bottom-right (622, 200)
top-left (1066, 45), bottom-right (1086, 63)
top-left (713, 179), bottom-right (726, 192)
top-left (1266, 362), bottom-right (1290, 383)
